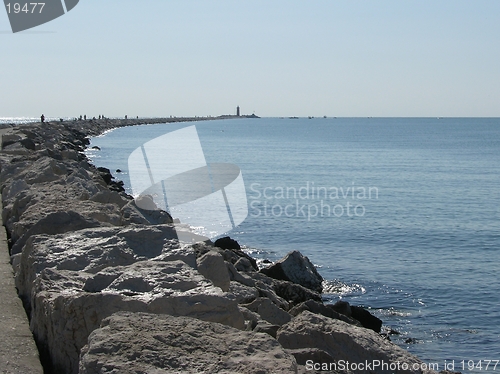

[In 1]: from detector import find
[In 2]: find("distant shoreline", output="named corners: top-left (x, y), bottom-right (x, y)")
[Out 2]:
top-left (0, 114), bottom-right (260, 136)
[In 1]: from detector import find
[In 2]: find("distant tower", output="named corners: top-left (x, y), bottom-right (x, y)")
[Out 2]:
top-left (236, 106), bottom-right (240, 117)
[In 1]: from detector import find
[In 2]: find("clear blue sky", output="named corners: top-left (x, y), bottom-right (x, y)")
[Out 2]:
top-left (1, 0), bottom-right (499, 118)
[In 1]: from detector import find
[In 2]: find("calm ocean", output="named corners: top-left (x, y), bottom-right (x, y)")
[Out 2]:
top-left (86, 117), bottom-right (500, 372)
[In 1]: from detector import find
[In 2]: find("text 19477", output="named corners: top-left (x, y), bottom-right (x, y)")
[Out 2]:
top-left (5, 3), bottom-right (45, 14)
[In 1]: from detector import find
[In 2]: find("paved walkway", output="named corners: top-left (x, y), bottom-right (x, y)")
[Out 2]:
top-left (0, 129), bottom-right (43, 373)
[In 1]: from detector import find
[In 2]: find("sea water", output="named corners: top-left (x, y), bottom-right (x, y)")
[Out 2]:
top-left (86, 117), bottom-right (500, 372)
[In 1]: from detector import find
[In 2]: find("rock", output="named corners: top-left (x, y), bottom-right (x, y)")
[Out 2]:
top-left (239, 306), bottom-right (260, 330)
top-left (151, 242), bottom-right (197, 269)
top-left (254, 271), bottom-right (322, 309)
top-left (133, 194), bottom-right (157, 210)
top-left (285, 348), bottom-right (335, 366)
top-left (10, 210), bottom-right (103, 255)
top-left (1, 133), bottom-right (23, 147)
top-left (241, 297), bottom-right (292, 326)
top-left (96, 166), bottom-right (112, 184)
top-left (217, 247), bottom-right (242, 264)
top-left (273, 279), bottom-right (322, 306)
top-left (109, 179), bottom-right (125, 192)
top-left (89, 190), bottom-right (129, 208)
top-left (0, 158), bottom-right (131, 254)
top-left (277, 311), bottom-right (435, 374)
top-left (214, 236), bottom-right (258, 270)
top-left (239, 269), bottom-right (320, 311)
top-left (61, 149), bottom-right (79, 160)
top-left (1, 141), bottom-right (31, 155)
top-left (196, 250), bottom-right (231, 292)
top-left (20, 138), bottom-right (36, 150)
top-left (14, 225), bottom-right (180, 303)
top-left (3, 177), bottom-right (105, 236)
top-left (1, 178), bottom-right (29, 201)
top-left (225, 261), bottom-right (256, 287)
top-left (351, 305), bottom-right (383, 333)
top-left (260, 250), bottom-right (323, 293)
top-left (255, 283), bottom-right (290, 311)
top-left (214, 236), bottom-right (241, 250)
top-left (289, 299), bottom-right (362, 327)
top-left (121, 199), bottom-right (173, 225)
top-left (0, 156), bottom-right (68, 185)
top-left (226, 281), bottom-right (259, 304)
top-left (79, 312), bottom-right (298, 374)
top-left (3, 179), bottom-right (84, 219)
top-left (228, 267), bottom-right (307, 312)
top-left (29, 261), bottom-right (244, 374)
top-left (235, 257), bottom-right (254, 272)
top-left (83, 271), bottom-right (120, 293)
top-left (329, 299), bottom-right (352, 316)
top-left (46, 148), bottom-right (63, 160)
top-left (254, 321), bottom-right (280, 338)
top-left (388, 328), bottom-right (401, 335)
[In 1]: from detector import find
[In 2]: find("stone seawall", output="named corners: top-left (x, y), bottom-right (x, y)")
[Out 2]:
top-left (0, 119), bottom-right (441, 373)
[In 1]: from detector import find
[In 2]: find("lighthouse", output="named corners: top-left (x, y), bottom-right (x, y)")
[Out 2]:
top-left (236, 106), bottom-right (240, 117)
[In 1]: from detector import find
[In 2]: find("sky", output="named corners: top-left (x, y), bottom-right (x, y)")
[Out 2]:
top-left (1, 0), bottom-right (499, 118)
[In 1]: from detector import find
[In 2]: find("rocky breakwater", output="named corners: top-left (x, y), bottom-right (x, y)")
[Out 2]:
top-left (0, 120), bottom-right (441, 373)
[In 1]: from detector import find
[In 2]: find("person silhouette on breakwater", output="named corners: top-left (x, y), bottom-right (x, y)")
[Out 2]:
top-left (41, 114), bottom-right (45, 123)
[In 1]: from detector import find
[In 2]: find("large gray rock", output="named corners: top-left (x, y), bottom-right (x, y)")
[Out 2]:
top-left (277, 311), bottom-right (436, 374)
top-left (226, 261), bottom-right (256, 287)
top-left (2, 174), bottom-right (102, 230)
top-left (241, 270), bottom-right (320, 309)
top-left (289, 299), bottom-right (362, 327)
top-left (260, 250), bottom-right (323, 293)
top-left (89, 190), bottom-right (129, 208)
top-left (1, 133), bottom-right (24, 148)
top-left (30, 262), bottom-right (244, 374)
top-left (273, 279), bottom-right (322, 306)
top-left (1, 169), bottom-right (126, 254)
top-left (226, 281), bottom-right (259, 304)
top-left (0, 154), bottom-right (148, 255)
top-left (121, 198), bottom-right (173, 225)
top-left (0, 156), bottom-right (68, 185)
top-left (196, 250), bottom-right (231, 292)
top-left (254, 321), bottom-right (281, 339)
top-left (0, 141), bottom-right (31, 155)
top-left (10, 209), bottom-right (106, 255)
top-left (328, 300), bottom-right (383, 333)
top-left (350, 305), bottom-right (383, 333)
top-left (1, 178), bottom-right (29, 200)
top-left (242, 297), bottom-right (292, 326)
top-left (79, 312), bottom-right (298, 374)
top-left (14, 225), bottom-right (181, 300)
top-left (214, 236), bottom-right (241, 250)
top-left (213, 236), bottom-right (258, 270)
